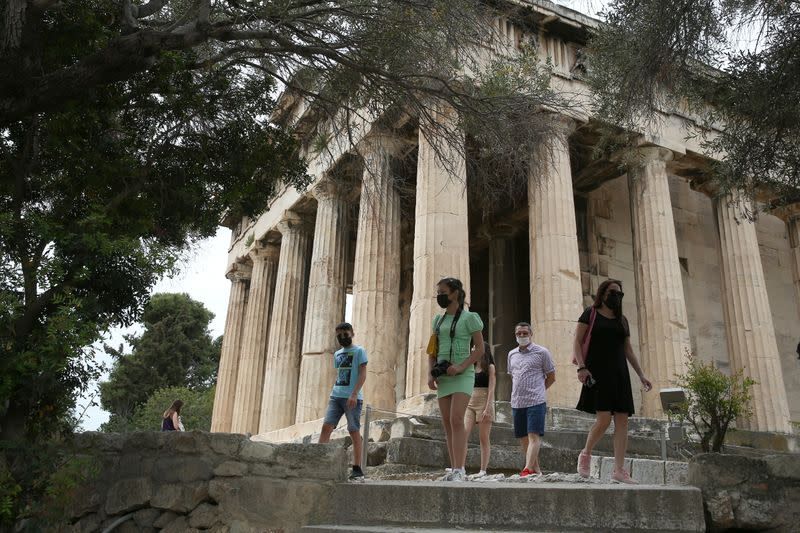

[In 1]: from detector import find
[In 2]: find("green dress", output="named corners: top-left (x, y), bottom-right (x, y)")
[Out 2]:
top-left (432, 310), bottom-right (484, 398)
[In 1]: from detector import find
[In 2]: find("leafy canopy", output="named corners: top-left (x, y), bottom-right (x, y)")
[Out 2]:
top-left (99, 293), bottom-right (221, 429)
top-left (589, 0), bottom-right (800, 201)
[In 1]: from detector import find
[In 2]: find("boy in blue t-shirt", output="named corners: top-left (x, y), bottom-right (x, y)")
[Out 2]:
top-left (318, 322), bottom-right (368, 479)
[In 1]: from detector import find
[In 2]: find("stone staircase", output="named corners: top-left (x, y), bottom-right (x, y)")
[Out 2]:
top-left (303, 480), bottom-right (706, 532)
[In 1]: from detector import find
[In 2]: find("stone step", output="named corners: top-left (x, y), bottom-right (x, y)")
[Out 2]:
top-left (388, 417), bottom-right (672, 458)
top-left (384, 437), bottom-right (689, 484)
top-left (304, 526), bottom-right (593, 532)
top-left (317, 480), bottom-right (705, 532)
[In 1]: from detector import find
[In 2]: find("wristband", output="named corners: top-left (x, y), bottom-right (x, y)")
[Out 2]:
top-left (577, 366), bottom-right (587, 372)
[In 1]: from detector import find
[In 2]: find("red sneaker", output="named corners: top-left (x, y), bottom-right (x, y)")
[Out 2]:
top-left (520, 468), bottom-right (534, 477)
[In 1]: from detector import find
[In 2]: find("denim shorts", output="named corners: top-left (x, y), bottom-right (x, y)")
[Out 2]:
top-left (323, 396), bottom-right (363, 432)
top-left (512, 402), bottom-right (547, 438)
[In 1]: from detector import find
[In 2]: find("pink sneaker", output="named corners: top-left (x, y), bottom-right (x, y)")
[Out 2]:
top-left (577, 451), bottom-right (591, 478)
top-left (611, 469), bottom-right (638, 484)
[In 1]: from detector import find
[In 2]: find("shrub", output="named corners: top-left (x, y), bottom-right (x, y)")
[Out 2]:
top-left (675, 353), bottom-right (755, 453)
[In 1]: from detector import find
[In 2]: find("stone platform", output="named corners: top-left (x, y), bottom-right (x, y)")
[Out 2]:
top-left (303, 480), bottom-right (706, 532)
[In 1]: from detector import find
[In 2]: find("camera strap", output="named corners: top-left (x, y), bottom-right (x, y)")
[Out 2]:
top-left (435, 307), bottom-right (462, 362)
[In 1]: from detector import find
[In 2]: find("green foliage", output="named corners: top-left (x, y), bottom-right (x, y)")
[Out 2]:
top-left (588, 0), bottom-right (800, 201)
top-left (99, 293), bottom-right (220, 429)
top-left (0, 459), bottom-right (21, 525)
top-left (674, 353), bottom-right (756, 453)
top-left (130, 386), bottom-right (215, 432)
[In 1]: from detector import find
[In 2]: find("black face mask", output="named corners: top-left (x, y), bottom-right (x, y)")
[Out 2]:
top-left (605, 292), bottom-right (623, 310)
top-left (337, 335), bottom-right (352, 347)
top-left (436, 294), bottom-right (451, 309)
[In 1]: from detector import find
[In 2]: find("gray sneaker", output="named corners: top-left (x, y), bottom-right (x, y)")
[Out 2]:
top-left (450, 470), bottom-right (465, 482)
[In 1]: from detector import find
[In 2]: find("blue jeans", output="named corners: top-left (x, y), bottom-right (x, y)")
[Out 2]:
top-left (512, 402), bottom-right (547, 438)
top-left (323, 396), bottom-right (363, 432)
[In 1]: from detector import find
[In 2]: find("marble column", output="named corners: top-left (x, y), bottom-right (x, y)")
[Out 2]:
top-left (406, 105), bottom-right (471, 398)
top-left (258, 215), bottom-right (313, 433)
top-left (714, 192), bottom-right (791, 432)
top-left (528, 119), bottom-right (584, 408)
top-left (774, 203), bottom-right (800, 319)
top-left (295, 180), bottom-right (349, 423)
top-left (229, 244), bottom-right (280, 434)
top-left (210, 264), bottom-right (251, 432)
top-left (628, 147), bottom-right (691, 417)
top-left (352, 134), bottom-right (403, 411)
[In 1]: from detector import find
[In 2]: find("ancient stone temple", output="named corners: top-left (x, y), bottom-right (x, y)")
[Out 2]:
top-left (211, 3), bottom-right (800, 437)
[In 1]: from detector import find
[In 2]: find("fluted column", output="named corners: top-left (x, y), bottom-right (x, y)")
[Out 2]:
top-left (714, 193), bottom-right (791, 431)
top-left (487, 224), bottom-right (519, 402)
top-left (406, 105), bottom-right (471, 398)
top-left (774, 203), bottom-right (800, 318)
top-left (259, 215), bottom-right (313, 432)
top-left (210, 263), bottom-right (251, 432)
top-left (352, 134), bottom-right (403, 411)
top-left (528, 118), bottom-right (585, 408)
top-left (295, 180), bottom-right (349, 423)
top-left (628, 147), bottom-right (691, 417)
top-left (229, 244), bottom-right (279, 434)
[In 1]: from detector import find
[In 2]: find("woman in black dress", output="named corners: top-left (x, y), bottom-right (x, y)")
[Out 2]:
top-left (572, 279), bottom-right (652, 484)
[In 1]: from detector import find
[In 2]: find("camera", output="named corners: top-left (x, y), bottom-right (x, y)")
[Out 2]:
top-left (430, 360), bottom-right (452, 379)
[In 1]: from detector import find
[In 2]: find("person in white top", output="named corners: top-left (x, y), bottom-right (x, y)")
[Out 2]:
top-left (507, 322), bottom-right (555, 476)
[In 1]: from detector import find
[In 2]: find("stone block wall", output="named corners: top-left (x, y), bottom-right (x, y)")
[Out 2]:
top-left (63, 431), bottom-right (347, 532)
top-left (689, 453), bottom-right (800, 532)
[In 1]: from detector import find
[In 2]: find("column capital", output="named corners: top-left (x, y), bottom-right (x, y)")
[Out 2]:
top-left (225, 261), bottom-right (252, 282)
top-left (310, 177), bottom-right (346, 202)
top-left (359, 130), bottom-right (406, 157)
top-left (276, 211), bottom-right (314, 236)
top-left (771, 201), bottom-right (800, 223)
top-left (546, 113), bottom-right (577, 138)
top-left (248, 242), bottom-right (280, 263)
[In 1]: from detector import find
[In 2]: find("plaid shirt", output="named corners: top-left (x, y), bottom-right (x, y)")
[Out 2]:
top-left (508, 343), bottom-right (555, 408)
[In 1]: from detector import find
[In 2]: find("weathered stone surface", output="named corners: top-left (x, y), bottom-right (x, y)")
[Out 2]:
top-left (161, 515), bottom-right (199, 533)
top-left (690, 453), bottom-right (800, 532)
top-left (665, 461), bottom-right (689, 485)
top-left (214, 460), bottom-right (248, 477)
top-left (117, 454), bottom-right (155, 479)
top-left (150, 482), bottom-right (209, 513)
top-left (133, 507), bottom-right (161, 527)
top-left (631, 458), bottom-right (665, 485)
top-left (208, 432), bottom-right (246, 456)
top-left (209, 477), bottom-right (335, 529)
top-left (329, 480), bottom-right (706, 532)
top-left (152, 510), bottom-right (179, 528)
top-left (599, 457), bottom-right (632, 482)
top-left (238, 440), bottom-right (276, 462)
top-left (368, 418), bottom-right (394, 442)
top-left (367, 442), bottom-right (388, 466)
top-left (105, 477), bottom-right (151, 514)
top-left (188, 502), bottom-right (220, 529)
top-left (71, 513), bottom-right (101, 533)
top-left (246, 443), bottom-right (347, 481)
top-left (765, 454), bottom-right (800, 479)
top-left (159, 431), bottom-right (211, 454)
top-left (153, 456), bottom-right (214, 483)
top-left (72, 431), bottom-right (125, 452)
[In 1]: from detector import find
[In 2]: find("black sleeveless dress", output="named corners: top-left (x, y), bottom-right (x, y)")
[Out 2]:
top-left (575, 307), bottom-right (635, 415)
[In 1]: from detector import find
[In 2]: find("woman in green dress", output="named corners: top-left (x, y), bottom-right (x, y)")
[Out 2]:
top-left (428, 277), bottom-right (485, 481)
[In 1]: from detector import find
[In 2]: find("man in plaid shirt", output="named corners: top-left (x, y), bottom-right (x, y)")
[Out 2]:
top-left (507, 322), bottom-right (555, 476)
